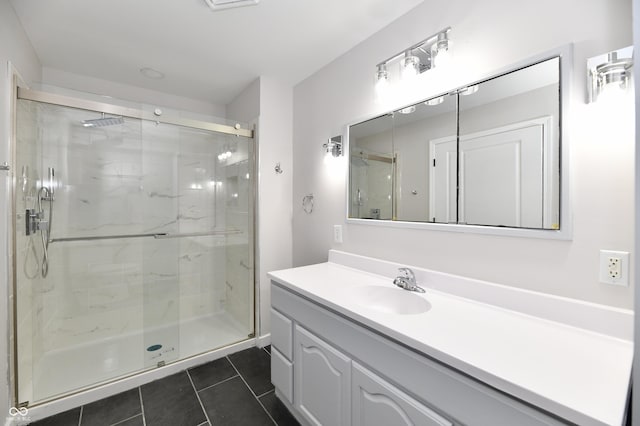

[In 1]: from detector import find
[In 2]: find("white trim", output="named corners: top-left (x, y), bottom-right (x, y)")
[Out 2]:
top-left (428, 135), bottom-right (456, 223)
top-left (255, 333), bottom-right (271, 349)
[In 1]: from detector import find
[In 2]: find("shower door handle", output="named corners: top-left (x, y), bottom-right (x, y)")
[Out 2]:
top-left (0, 162), bottom-right (9, 171)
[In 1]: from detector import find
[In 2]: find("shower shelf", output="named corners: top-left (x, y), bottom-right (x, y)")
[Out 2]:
top-left (48, 229), bottom-right (242, 243)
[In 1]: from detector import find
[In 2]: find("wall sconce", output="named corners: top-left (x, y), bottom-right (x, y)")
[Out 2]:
top-left (375, 27), bottom-right (451, 88)
top-left (323, 135), bottom-right (343, 157)
top-left (587, 46), bottom-right (633, 103)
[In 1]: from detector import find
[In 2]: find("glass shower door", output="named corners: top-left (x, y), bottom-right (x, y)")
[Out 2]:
top-left (14, 92), bottom-right (254, 407)
top-left (147, 123), bottom-right (254, 361)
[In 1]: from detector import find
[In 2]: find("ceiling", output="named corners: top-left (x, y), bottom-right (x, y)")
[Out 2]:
top-left (10, 0), bottom-right (424, 105)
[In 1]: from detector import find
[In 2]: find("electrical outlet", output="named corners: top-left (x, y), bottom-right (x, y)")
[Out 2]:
top-left (607, 257), bottom-right (621, 279)
top-left (599, 250), bottom-right (629, 286)
top-left (333, 225), bottom-right (343, 243)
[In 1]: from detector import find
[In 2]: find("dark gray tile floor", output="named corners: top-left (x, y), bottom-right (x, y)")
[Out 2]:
top-left (30, 346), bottom-right (300, 426)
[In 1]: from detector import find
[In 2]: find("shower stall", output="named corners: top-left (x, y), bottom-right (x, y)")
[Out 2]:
top-left (11, 87), bottom-right (255, 407)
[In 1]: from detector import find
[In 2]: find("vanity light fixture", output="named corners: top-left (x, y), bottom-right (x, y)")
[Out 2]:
top-left (432, 32), bottom-right (451, 68)
top-left (217, 145), bottom-right (235, 162)
top-left (375, 27), bottom-right (451, 87)
top-left (425, 96), bottom-right (444, 106)
top-left (323, 136), bottom-right (343, 157)
top-left (375, 63), bottom-right (389, 97)
top-left (399, 105), bottom-right (417, 114)
top-left (587, 46), bottom-right (633, 103)
top-left (460, 84), bottom-right (479, 96)
top-left (401, 52), bottom-right (420, 80)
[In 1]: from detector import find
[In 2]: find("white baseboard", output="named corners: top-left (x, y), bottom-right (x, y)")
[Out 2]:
top-left (256, 333), bottom-right (271, 348)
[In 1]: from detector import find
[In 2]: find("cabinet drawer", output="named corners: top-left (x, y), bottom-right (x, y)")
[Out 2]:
top-left (271, 347), bottom-right (293, 405)
top-left (271, 308), bottom-right (293, 359)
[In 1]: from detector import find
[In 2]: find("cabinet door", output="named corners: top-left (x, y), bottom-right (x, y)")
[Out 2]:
top-left (352, 362), bottom-right (452, 426)
top-left (294, 325), bottom-right (351, 426)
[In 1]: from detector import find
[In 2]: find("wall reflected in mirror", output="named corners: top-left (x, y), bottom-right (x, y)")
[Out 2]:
top-left (349, 114), bottom-right (394, 219)
top-left (347, 56), bottom-right (561, 230)
top-left (393, 94), bottom-right (457, 223)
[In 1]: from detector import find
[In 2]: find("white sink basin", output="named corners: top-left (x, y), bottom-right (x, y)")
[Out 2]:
top-left (347, 286), bottom-right (431, 315)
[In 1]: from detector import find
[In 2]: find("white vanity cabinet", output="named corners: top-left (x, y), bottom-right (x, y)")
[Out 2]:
top-left (352, 362), bottom-right (452, 426)
top-left (294, 325), bottom-right (351, 426)
top-left (270, 281), bottom-right (571, 426)
top-left (270, 308), bottom-right (294, 404)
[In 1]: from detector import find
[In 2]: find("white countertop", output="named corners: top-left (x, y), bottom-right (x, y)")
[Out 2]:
top-left (268, 259), bottom-right (633, 426)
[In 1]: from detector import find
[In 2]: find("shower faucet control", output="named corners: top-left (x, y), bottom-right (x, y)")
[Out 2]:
top-left (25, 209), bottom-right (36, 236)
top-left (25, 209), bottom-right (49, 235)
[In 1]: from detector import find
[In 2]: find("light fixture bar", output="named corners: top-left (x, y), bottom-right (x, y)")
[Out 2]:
top-left (375, 27), bottom-right (451, 69)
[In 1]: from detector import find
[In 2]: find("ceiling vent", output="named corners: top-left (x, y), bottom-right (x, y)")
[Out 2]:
top-left (204, 0), bottom-right (259, 11)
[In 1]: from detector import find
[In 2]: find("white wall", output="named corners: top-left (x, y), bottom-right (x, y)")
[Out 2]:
top-left (293, 0), bottom-right (635, 309)
top-left (42, 68), bottom-right (227, 119)
top-left (226, 78), bottom-right (260, 124)
top-left (256, 77), bottom-right (293, 336)
top-left (632, 0), bottom-right (639, 421)
top-left (0, 0), bottom-right (42, 418)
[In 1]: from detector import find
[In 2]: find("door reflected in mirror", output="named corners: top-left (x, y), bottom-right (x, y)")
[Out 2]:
top-left (393, 94), bottom-right (457, 223)
top-left (347, 56), bottom-right (561, 231)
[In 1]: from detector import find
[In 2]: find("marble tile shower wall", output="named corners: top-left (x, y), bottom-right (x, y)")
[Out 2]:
top-left (14, 100), bottom-right (252, 373)
top-left (15, 99), bottom-right (43, 400)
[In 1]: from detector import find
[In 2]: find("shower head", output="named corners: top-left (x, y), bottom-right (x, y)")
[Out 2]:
top-left (82, 114), bottom-right (124, 128)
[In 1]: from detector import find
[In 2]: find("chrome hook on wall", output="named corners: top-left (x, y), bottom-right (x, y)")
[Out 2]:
top-left (302, 194), bottom-right (314, 214)
top-left (275, 162), bottom-right (283, 174)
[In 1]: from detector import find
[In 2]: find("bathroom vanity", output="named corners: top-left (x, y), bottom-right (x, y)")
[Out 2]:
top-left (268, 251), bottom-right (632, 426)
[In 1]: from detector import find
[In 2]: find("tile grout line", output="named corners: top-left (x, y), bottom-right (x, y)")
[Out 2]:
top-left (78, 405), bottom-right (83, 426)
top-left (187, 369), bottom-right (213, 426)
top-left (255, 389), bottom-right (279, 426)
top-left (226, 355), bottom-right (278, 426)
top-left (256, 388), bottom-right (276, 399)
top-left (138, 387), bottom-right (147, 426)
top-left (110, 413), bottom-right (143, 426)
top-left (196, 373), bottom-right (240, 393)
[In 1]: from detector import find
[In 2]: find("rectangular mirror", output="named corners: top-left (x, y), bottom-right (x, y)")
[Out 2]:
top-left (348, 54), bottom-right (562, 232)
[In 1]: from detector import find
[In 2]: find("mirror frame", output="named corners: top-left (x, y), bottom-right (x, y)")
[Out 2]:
top-left (344, 45), bottom-right (573, 240)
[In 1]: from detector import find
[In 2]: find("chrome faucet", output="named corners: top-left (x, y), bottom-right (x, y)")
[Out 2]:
top-left (393, 267), bottom-right (425, 293)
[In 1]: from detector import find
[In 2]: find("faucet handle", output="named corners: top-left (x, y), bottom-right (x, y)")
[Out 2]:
top-left (397, 267), bottom-right (416, 282)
